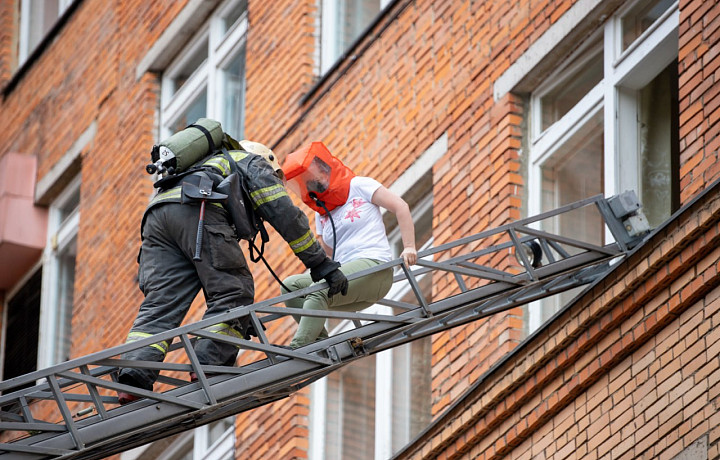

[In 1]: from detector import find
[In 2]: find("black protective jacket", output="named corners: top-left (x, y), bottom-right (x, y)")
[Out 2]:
top-left (145, 149), bottom-right (328, 270)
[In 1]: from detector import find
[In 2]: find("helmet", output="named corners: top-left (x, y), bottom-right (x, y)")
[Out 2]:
top-left (239, 140), bottom-right (283, 178)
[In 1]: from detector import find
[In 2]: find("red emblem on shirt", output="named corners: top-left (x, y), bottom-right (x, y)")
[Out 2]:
top-left (344, 198), bottom-right (365, 222)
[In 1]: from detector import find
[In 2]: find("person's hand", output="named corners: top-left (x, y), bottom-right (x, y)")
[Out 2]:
top-left (310, 258), bottom-right (348, 297)
top-left (324, 268), bottom-right (348, 297)
top-left (401, 247), bottom-right (417, 266)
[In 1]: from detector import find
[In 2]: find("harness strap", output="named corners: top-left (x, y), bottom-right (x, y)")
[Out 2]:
top-left (188, 123), bottom-right (216, 155)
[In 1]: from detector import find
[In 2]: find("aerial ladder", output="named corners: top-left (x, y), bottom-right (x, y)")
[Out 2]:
top-left (0, 192), bottom-right (650, 459)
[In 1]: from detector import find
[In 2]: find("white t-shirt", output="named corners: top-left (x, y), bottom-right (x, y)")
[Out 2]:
top-left (315, 176), bottom-right (392, 264)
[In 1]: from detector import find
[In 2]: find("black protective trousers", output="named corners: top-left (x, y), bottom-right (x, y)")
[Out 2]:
top-left (118, 202), bottom-right (254, 390)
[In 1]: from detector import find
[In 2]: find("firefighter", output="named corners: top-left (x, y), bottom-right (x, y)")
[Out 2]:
top-left (117, 137), bottom-right (347, 404)
top-left (280, 142), bottom-right (417, 348)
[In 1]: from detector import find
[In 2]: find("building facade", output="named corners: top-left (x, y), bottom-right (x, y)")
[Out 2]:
top-left (0, 0), bottom-right (718, 459)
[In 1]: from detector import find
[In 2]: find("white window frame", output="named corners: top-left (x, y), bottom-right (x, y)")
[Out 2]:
top-left (526, 0), bottom-right (679, 332)
top-left (18, 0), bottom-right (75, 65)
top-left (160, 0), bottom-right (248, 139)
top-left (37, 175), bottom-right (80, 369)
top-left (308, 134), bottom-right (445, 460)
top-left (193, 420), bottom-right (234, 460)
top-left (319, 0), bottom-right (393, 75)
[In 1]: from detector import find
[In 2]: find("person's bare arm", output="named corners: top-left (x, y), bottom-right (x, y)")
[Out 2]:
top-left (317, 235), bottom-right (333, 258)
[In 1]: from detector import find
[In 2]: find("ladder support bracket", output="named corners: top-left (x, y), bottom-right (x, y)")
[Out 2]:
top-left (327, 337), bottom-right (367, 363)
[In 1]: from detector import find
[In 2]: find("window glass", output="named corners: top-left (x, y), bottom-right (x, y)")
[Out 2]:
top-left (28, 0), bottom-right (59, 49)
top-left (3, 270), bottom-right (41, 385)
top-left (171, 37), bottom-right (209, 96)
top-left (57, 184), bottom-right (80, 225)
top-left (540, 111), bottom-right (604, 247)
top-left (638, 62), bottom-right (676, 228)
top-left (386, 231), bottom-right (432, 454)
top-left (170, 89), bottom-right (208, 134)
top-left (535, 112), bottom-right (604, 327)
top-left (171, 445), bottom-right (193, 460)
top-left (55, 235), bottom-right (76, 363)
top-left (334, 0), bottom-right (380, 54)
top-left (161, 0), bottom-right (247, 141)
top-left (207, 418), bottom-right (233, 449)
top-left (325, 358), bottom-right (376, 460)
top-left (539, 47), bottom-right (603, 132)
top-left (158, 419), bottom-right (233, 460)
top-left (321, 0), bottom-right (382, 73)
top-left (37, 176), bottom-right (80, 368)
top-left (19, 0), bottom-right (64, 63)
top-left (390, 301), bottom-right (432, 453)
top-left (388, 188), bottom-right (433, 456)
top-left (221, 0), bottom-right (247, 36)
top-left (621, 0), bottom-right (675, 51)
top-left (222, 48), bottom-right (246, 139)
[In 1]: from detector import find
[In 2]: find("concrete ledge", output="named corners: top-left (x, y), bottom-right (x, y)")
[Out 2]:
top-left (0, 153), bottom-right (47, 289)
top-left (135, 0), bottom-right (223, 80)
top-left (493, 0), bottom-right (625, 100)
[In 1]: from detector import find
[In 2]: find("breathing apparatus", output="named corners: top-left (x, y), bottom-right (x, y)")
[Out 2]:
top-left (143, 120), bottom-right (289, 294)
top-left (282, 142), bottom-right (355, 215)
top-left (282, 142), bottom-right (355, 261)
top-left (146, 118), bottom-right (224, 177)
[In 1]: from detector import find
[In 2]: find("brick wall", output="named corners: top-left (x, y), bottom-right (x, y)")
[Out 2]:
top-left (0, 0), bottom-right (15, 85)
top-left (678, 0), bottom-right (720, 201)
top-left (1, 0), bottom-right (719, 458)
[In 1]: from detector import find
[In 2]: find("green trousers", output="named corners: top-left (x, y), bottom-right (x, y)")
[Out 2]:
top-left (282, 258), bottom-right (393, 348)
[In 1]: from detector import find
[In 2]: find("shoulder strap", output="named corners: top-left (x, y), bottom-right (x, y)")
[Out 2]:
top-left (221, 148), bottom-right (239, 174)
top-left (153, 166), bottom-right (199, 189)
top-left (187, 122), bottom-right (216, 154)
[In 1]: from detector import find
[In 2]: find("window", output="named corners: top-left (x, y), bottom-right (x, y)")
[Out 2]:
top-left (525, 0), bottom-right (679, 333)
top-left (2, 270), bottom-right (41, 385)
top-left (17, 0), bottom-right (75, 65)
top-left (37, 175), bottom-right (79, 368)
top-left (310, 175), bottom-right (434, 460)
top-left (620, 0), bottom-right (676, 51)
top-left (161, 0), bottom-right (248, 139)
top-left (319, 0), bottom-right (392, 74)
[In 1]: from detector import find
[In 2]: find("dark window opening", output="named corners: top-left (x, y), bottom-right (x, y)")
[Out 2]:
top-left (3, 270), bottom-right (41, 387)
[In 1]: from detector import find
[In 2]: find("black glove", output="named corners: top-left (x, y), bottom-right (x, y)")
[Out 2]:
top-left (242, 320), bottom-right (265, 339)
top-left (324, 268), bottom-right (349, 297)
top-left (310, 259), bottom-right (349, 298)
top-left (234, 317), bottom-right (263, 339)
